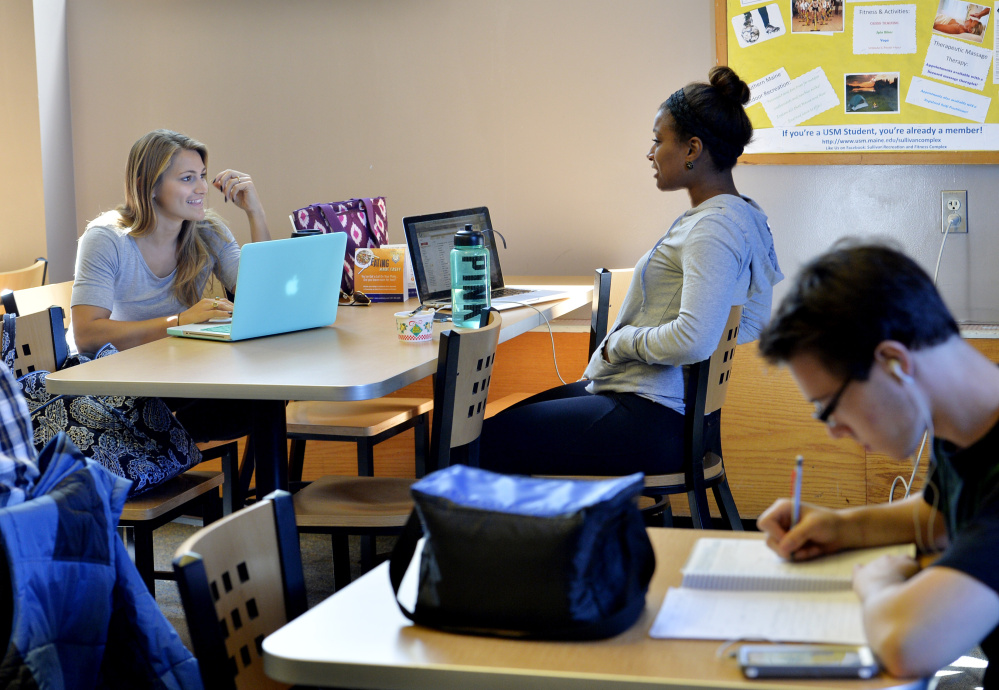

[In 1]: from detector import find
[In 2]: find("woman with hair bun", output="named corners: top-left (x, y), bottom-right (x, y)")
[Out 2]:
top-left (479, 66), bottom-right (783, 477)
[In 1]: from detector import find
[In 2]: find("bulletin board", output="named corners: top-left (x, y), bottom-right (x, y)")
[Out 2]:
top-left (717, 0), bottom-right (999, 163)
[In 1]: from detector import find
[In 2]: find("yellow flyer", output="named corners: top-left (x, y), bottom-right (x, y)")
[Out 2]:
top-left (354, 246), bottom-right (406, 301)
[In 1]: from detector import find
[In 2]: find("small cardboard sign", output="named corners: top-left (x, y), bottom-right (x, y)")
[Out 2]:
top-left (354, 245), bottom-right (413, 302)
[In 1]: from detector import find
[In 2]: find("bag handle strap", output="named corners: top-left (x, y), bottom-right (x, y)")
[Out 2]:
top-left (388, 509), bottom-right (423, 622)
top-left (357, 197), bottom-right (388, 244)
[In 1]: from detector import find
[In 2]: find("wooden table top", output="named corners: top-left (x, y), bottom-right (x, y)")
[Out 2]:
top-left (263, 528), bottom-right (926, 690)
top-left (45, 284), bottom-right (590, 402)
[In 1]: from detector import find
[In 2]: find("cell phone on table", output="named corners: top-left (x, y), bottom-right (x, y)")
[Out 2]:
top-left (738, 644), bottom-right (879, 679)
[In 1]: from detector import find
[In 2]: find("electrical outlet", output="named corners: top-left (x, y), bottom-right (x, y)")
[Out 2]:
top-left (941, 190), bottom-right (968, 233)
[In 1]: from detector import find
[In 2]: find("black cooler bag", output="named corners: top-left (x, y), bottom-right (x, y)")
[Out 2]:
top-left (389, 465), bottom-right (656, 640)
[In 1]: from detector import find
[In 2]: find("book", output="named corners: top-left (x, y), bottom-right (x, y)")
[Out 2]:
top-left (649, 537), bottom-right (915, 645)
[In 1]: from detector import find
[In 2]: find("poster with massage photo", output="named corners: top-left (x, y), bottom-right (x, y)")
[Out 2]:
top-left (931, 0), bottom-right (990, 43)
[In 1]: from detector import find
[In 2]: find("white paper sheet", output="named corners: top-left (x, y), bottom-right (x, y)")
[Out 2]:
top-left (761, 67), bottom-right (840, 126)
top-left (853, 4), bottom-right (917, 54)
top-left (922, 34), bottom-right (992, 90)
top-left (906, 75), bottom-right (991, 122)
top-left (650, 588), bottom-right (867, 645)
top-left (747, 68), bottom-right (792, 108)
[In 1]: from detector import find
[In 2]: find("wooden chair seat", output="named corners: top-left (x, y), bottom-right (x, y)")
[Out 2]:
top-left (293, 476), bottom-right (415, 528)
top-left (119, 470), bottom-right (224, 521)
top-left (287, 396), bottom-right (433, 481)
top-left (537, 455), bottom-right (725, 489)
top-left (286, 397), bottom-right (432, 436)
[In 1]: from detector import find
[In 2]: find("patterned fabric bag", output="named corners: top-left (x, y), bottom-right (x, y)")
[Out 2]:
top-left (1, 314), bottom-right (202, 497)
top-left (290, 197), bottom-right (388, 293)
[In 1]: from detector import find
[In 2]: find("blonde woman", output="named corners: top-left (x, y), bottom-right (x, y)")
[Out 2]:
top-left (72, 129), bottom-right (272, 440)
top-left (73, 129), bottom-right (271, 353)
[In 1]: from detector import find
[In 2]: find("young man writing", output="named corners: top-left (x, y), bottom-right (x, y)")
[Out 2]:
top-left (756, 243), bottom-right (999, 683)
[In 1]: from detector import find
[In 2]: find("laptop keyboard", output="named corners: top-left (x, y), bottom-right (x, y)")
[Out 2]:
top-left (492, 287), bottom-right (531, 298)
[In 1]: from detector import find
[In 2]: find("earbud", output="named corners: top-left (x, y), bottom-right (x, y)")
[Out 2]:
top-left (889, 359), bottom-right (913, 384)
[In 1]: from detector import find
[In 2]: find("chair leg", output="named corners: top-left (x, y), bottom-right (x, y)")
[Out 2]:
top-left (221, 443), bottom-right (241, 516)
top-left (331, 534), bottom-right (351, 591)
top-left (289, 438), bottom-right (307, 484)
top-left (414, 412), bottom-right (429, 478)
top-left (203, 487), bottom-right (223, 526)
top-left (239, 438), bottom-right (255, 502)
top-left (360, 535), bottom-right (376, 573)
top-left (712, 480), bottom-right (744, 531)
top-left (660, 498), bottom-right (674, 527)
top-left (356, 440), bottom-right (374, 477)
top-left (132, 526), bottom-right (156, 595)
top-left (687, 488), bottom-right (713, 529)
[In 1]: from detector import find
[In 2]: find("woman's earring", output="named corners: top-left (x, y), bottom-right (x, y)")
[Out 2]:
top-left (685, 161), bottom-right (694, 170)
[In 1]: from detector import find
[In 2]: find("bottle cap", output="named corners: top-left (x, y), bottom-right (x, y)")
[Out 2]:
top-left (454, 224), bottom-right (485, 247)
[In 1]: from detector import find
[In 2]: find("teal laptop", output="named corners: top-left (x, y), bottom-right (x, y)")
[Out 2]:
top-left (167, 232), bottom-right (347, 341)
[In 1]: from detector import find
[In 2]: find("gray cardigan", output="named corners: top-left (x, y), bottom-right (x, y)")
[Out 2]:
top-left (583, 194), bottom-right (782, 414)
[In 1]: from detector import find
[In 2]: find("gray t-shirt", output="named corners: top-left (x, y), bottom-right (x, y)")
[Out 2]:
top-left (72, 216), bottom-right (240, 321)
top-left (583, 194), bottom-right (783, 413)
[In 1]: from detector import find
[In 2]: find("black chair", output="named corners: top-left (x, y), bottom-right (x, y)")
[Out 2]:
top-left (586, 268), bottom-right (744, 530)
top-left (173, 490), bottom-right (307, 690)
top-left (291, 311), bottom-right (503, 590)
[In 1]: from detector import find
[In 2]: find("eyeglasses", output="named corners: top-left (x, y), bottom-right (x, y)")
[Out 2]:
top-left (338, 290), bottom-right (371, 306)
top-left (812, 378), bottom-right (851, 426)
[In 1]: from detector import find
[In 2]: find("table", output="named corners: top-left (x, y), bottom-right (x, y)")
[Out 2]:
top-left (44, 282), bottom-right (590, 498)
top-left (262, 528), bottom-right (927, 690)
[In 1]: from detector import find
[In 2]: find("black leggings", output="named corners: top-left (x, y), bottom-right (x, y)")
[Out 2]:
top-left (478, 380), bottom-right (720, 476)
top-left (163, 397), bottom-right (260, 444)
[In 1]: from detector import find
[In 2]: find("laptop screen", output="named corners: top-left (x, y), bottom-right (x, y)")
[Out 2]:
top-left (403, 207), bottom-right (506, 302)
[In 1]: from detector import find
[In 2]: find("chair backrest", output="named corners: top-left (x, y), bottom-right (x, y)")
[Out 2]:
top-left (172, 491), bottom-right (306, 690)
top-left (0, 258), bottom-right (47, 294)
top-left (429, 310), bottom-right (502, 469)
top-left (2, 281), bottom-right (73, 330)
top-left (8, 307), bottom-right (68, 377)
top-left (683, 305), bottom-right (742, 451)
top-left (589, 268), bottom-right (634, 358)
top-left (702, 305), bottom-right (741, 415)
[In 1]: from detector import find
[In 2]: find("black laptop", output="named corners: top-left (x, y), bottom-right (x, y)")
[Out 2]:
top-left (402, 207), bottom-right (568, 310)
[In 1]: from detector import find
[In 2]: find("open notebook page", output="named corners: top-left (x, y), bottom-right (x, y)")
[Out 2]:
top-left (681, 538), bottom-right (916, 592)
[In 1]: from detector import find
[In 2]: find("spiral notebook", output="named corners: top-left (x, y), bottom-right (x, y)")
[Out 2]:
top-left (650, 538), bottom-right (915, 644)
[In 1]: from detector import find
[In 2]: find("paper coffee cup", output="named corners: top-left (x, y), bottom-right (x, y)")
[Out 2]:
top-left (395, 310), bottom-right (434, 343)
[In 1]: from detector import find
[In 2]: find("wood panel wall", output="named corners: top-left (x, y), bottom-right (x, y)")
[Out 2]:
top-left (198, 333), bottom-right (999, 521)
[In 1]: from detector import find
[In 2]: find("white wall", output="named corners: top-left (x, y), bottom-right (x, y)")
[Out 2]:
top-left (57, 0), bottom-right (999, 322)
top-left (0, 0), bottom-right (47, 273)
